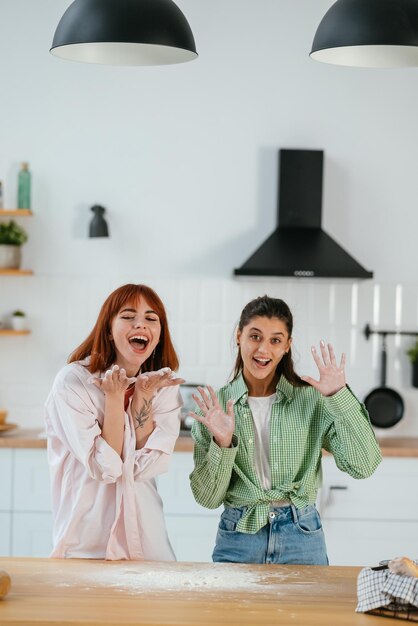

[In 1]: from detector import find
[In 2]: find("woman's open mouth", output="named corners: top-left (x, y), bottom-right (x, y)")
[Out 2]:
top-left (129, 335), bottom-right (150, 353)
top-left (253, 357), bottom-right (272, 369)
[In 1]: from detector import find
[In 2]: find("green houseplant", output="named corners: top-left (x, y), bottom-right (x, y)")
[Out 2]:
top-left (0, 220), bottom-right (28, 269)
top-left (11, 309), bottom-right (27, 331)
top-left (406, 339), bottom-right (418, 388)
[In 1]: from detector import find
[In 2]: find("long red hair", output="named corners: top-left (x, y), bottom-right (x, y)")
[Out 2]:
top-left (68, 284), bottom-right (179, 374)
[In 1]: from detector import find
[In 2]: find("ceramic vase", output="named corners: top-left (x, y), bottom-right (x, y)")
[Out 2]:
top-left (0, 245), bottom-right (21, 269)
top-left (11, 316), bottom-right (26, 331)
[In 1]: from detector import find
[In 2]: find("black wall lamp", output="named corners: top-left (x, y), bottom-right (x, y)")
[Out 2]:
top-left (310, 0), bottom-right (418, 68)
top-left (50, 0), bottom-right (198, 66)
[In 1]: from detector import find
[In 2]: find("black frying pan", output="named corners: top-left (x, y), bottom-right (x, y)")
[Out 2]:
top-left (364, 335), bottom-right (404, 428)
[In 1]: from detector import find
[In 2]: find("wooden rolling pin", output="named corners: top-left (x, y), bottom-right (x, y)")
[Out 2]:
top-left (0, 570), bottom-right (11, 598)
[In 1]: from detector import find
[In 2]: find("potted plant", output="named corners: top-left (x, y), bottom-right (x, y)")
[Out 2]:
top-left (11, 310), bottom-right (27, 331)
top-left (406, 339), bottom-right (418, 388)
top-left (0, 220), bottom-right (28, 269)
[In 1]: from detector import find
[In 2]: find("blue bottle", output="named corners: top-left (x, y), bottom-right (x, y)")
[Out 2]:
top-left (17, 162), bottom-right (31, 209)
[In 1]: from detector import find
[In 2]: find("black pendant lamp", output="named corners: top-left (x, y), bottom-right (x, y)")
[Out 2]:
top-left (50, 0), bottom-right (198, 66)
top-left (310, 0), bottom-right (418, 68)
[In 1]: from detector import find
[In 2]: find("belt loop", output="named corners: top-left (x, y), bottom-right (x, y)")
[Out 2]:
top-left (290, 503), bottom-right (298, 524)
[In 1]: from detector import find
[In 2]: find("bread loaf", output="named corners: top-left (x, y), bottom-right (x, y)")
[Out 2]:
top-left (0, 570), bottom-right (11, 598)
top-left (389, 557), bottom-right (418, 578)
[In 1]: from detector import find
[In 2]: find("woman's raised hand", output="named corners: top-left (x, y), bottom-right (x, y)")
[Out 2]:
top-left (189, 386), bottom-right (235, 448)
top-left (301, 340), bottom-right (346, 397)
top-left (134, 367), bottom-right (185, 398)
top-left (89, 364), bottom-right (137, 396)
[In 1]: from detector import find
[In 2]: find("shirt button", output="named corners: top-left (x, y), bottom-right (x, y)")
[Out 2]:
top-left (248, 438), bottom-right (253, 444)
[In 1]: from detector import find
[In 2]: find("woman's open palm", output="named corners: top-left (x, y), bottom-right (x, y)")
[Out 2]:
top-left (301, 341), bottom-right (346, 397)
top-left (90, 364), bottom-right (136, 396)
top-left (134, 368), bottom-right (185, 398)
top-left (189, 386), bottom-right (235, 448)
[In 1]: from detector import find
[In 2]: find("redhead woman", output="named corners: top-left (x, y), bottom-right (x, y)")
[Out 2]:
top-left (45, 284), bottom-right (184, 561)
top-left (189, 295), bottom-right (382, 565)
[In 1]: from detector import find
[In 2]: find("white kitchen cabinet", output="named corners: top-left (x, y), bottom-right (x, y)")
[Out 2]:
top-left (0, 513), bottom-right (11, 556)
top-left (165, 516), bottom-right (219, 563)
top-left (322, 519), bottom-right (418, 566)
top-left (11, 449), bottom-right (52, 556)
top-left (320, 456), bottom-right (418, 566)
top-left (0, 449), bottom-right (12, 510)
top-left (159, 452), bottom-right (221, 517)
top-left (13, 449), bottom-right (51, 512)
top-left (11, 512), bottom-right (53, 557)
top-left (158, 452), bottom-right (222, 562)
top-left (0, 449), bottom-right (13, 556)
top-left (0, 448), bottom-right (52, 556)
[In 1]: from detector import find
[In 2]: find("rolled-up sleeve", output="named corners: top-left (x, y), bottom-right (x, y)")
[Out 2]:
top-left (190, 419), bottom-right (239, 509)
top-left (132, 385), bottom-right (182, 481)
top-left (46, 384), bottom-right (123, 483)
top-left (322, 386), bottom-right (382, 478)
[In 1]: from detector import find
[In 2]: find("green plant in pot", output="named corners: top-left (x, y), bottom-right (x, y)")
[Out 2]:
top-left (0, 220), bottom-right (28, 269)
top-left (11, 309), bottom-right (27, 331)
top-left (406, 339), bottom-right (418, 388)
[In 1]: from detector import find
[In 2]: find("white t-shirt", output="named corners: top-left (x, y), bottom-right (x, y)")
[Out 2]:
top-left (247, 393), bottom-right (276, 490)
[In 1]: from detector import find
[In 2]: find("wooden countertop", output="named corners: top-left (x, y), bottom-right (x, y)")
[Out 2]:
top-left (1, 428), bottom-right (418, 456)
top-left (0, 428), bottom-right (195, 452)
top-left (0, 557), bottom-right (397, 626)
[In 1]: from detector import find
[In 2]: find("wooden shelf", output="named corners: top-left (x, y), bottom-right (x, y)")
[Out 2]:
top-left (0, 269), bottom-right (33, 276)
top-left (0, 209), bottom-right (32, 216)
top-left (0, 329), bottom-right (30, 336)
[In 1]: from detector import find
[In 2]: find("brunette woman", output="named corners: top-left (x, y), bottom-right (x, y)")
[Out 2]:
top-left (189, 295), bottom-right (381, 565)
top-left (45, 284), bottom-right (184, 560)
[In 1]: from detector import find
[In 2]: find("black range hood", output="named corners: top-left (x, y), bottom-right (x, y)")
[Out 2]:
top-left (234, 149), bottom-right (373, 279)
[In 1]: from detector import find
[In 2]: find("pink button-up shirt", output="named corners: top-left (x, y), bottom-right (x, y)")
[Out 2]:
top-left (45, 360), bottom-right (182, 561)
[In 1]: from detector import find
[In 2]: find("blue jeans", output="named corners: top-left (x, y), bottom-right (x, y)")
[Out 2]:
top-left (212, 504), bottom-right (328, 565)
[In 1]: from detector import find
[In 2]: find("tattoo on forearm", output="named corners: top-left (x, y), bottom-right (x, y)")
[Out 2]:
top-left (134, 398), bottom-right (153, 429)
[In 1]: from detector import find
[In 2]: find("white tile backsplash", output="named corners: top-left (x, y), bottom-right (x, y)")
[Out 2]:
top-left (1, 275), bottom-right (418, 435)
top-left (399, 285), bottom-right (418, 328)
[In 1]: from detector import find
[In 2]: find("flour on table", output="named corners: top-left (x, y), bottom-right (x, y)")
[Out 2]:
top-left (73, 562), bottom-right (302, 595)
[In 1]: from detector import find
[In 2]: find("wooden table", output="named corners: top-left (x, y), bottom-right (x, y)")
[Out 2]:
top-left (0, 558), bottom-right (400, 625)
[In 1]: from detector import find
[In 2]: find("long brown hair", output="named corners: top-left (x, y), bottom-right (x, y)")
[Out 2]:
top-left (232, 295), bottom-right (307, 387)
top-left (69, 284), bottom-right (179, 374)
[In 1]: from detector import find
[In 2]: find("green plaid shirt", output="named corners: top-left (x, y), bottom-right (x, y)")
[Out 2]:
top-left (190, 374), bottom-right (382, 534)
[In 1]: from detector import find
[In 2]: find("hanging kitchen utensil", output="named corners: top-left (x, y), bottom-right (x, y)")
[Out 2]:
top-left (364, 334), bottom-right (404, 428)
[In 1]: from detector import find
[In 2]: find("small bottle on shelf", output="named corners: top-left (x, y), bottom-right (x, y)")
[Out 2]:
top-left (17, 162), bottom-right (31, 209)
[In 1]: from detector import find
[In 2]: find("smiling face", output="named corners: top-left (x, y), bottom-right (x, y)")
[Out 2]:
top-left (237, 315), bottom-right (292, 396)
top-left (110, 297), bottom-right (161, 377)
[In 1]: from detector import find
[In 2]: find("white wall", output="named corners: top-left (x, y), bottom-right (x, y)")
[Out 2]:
top-left (0, 1), bottom-right (418, 436)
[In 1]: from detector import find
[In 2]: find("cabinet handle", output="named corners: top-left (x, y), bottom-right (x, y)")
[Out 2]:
top-left (329, 485), bottom-right (348, 490)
